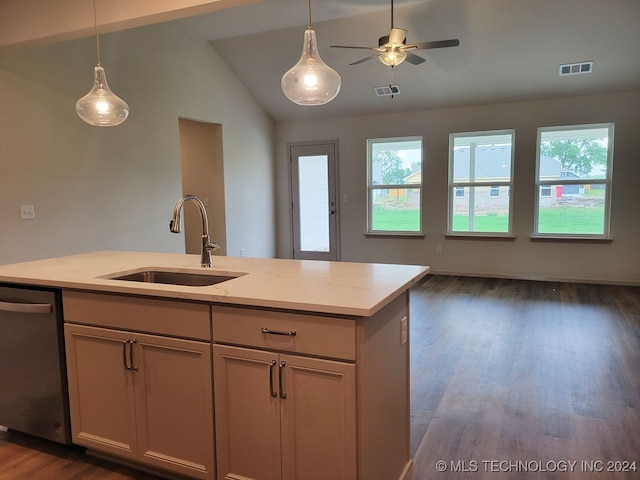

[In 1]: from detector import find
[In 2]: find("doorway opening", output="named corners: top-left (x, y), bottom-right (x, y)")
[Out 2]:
top-left (178, 118), bottom-right (227, 256)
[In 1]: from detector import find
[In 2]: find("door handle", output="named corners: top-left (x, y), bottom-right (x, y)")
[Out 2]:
top-left (123, 339), bottom-right (130, 370)
top-left (0, 301), bottom-right (52, 314)
top-left (279, 361), bottom-right (287, 399)
top-left (261, 327), bottom-right (297, 337)
top-left (122, 339), bottom-right (139, 371)
top-left (129, 339), bottom-right (139, 371)
top-left (269, 360), bottom-right (278, 397)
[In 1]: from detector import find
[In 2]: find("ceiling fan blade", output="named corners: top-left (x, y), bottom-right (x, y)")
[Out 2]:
top-left (406, 39), bottom-right (460, 50)
top-left (388, 28), bottom-right (407, 46)
top-left (405, 52), bottom-right (426, 65)
top-left (349, 53), bottom-right (381, 66)
top-left (331, 45), bottom-right (380, 51)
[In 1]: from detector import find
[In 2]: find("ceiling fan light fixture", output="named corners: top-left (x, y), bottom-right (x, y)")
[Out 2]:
top-left (379, 49), bottom-right (407, 67)
top-left (281, 1), bottom-right (340, 106)
top-left (76, 0), bottom-right (129, 127)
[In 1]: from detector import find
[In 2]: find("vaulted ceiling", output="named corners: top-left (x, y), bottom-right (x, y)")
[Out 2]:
top-left (2, 0), bottom-right (639, 123)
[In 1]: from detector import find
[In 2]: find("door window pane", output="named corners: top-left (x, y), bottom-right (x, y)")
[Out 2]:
top-left (298, 155), bottom-right (329, 251)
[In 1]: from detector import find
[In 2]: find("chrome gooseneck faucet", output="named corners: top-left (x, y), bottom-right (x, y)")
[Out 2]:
top-left (170, 194), bottom-right (220, 268)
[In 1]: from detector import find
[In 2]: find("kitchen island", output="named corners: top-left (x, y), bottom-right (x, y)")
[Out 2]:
top-left (0, 251), bottom-right (429, 480)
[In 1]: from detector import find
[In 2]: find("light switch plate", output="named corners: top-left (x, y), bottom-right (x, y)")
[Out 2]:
top-left (20, 205), bottom-right (35, 220)
top-left (400, 316), bottom-right (408, 346)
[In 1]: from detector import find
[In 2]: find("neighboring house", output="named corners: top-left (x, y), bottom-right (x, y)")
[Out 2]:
top-left (451, 145), bottom-right (582, 209)
top-left (375, 146), bottom-right (585, 210)
top-left (371, 169), bottom-right (421, 208)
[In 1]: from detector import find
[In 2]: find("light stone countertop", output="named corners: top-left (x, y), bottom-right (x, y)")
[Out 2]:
top-left (0, 251), bottom-right (429, 317)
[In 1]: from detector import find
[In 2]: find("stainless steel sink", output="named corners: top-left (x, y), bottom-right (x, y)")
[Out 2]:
top-left (110, 270), bottom-right (240, 287)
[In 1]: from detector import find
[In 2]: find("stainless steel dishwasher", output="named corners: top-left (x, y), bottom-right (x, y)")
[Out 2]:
top-left (0, 284), bottom-right (71, 444)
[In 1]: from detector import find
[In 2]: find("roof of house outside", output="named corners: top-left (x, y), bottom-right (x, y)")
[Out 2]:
top-left (452, 146), bottom-right (576, 181)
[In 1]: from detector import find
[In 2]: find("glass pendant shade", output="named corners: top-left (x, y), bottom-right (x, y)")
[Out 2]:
top-left (379, 49), bottom-right (407, 67)
top-left (76, 65), bottom-right (129, 127)
top-left (281, 28), bottom-right (341, 105)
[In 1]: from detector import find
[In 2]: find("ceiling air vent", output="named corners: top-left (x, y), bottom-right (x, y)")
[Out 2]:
top-left (559, 61), bottom-right (593, 76)
top-left (374, 84), bottom-right (400, 97)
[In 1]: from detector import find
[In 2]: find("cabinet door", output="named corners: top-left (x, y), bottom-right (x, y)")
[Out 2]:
top-left (280, 354), bottom-right (356, 480)
top-left (214, 345), bottom-right (281, 480)
top-left (64, 324), bottom-right (137, 460)
top-left (134, 333), bottom-right (214, 480)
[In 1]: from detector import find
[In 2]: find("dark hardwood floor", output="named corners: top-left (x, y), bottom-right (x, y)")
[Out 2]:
top-left (408, 275), bottom-right (640, 480)
top-left (1, 275), bottom-right (639, 479)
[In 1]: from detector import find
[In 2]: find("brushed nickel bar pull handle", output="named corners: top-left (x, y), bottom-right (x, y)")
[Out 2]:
top-left (123, 339), bottom-right (130, 370)
top-left (279, 361), bottom-right (287, 399)
top-left (269, 360), bottom-right (278, 397)
top-left (0, 301), bottom-right (52, 314)
top-left (129, 339), bottom-right (139, 371)
top-left (261, 327), bottom-right (297, 337)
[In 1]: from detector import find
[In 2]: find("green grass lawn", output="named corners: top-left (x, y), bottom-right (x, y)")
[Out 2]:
top-left (372, 206), bottom-right (605, 234)
top-left (537, 207), bottom-right (605, 234)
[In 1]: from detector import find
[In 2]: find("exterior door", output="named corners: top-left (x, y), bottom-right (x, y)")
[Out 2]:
top-left (290, 142), bottom-right (338, 261)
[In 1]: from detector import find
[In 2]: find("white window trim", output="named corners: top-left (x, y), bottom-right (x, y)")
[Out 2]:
top-left (366, 136), bottom-right (423, 235)
top-left (533, 123), bottom-right (614, 239)
top-left (448, 129), bottom-right (515, 236)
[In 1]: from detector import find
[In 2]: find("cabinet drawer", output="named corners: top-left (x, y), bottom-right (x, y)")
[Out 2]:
top-left (213, 306), bottom-right (356, 361)
top-left (63, 291), bottom-right (211, 341)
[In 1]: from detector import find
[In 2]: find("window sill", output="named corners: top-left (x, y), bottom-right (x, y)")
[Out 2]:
top-left (365, 232), bottom-right (425, 239)
top-left (446, 233), bottom-right (515, 240)
top-left (530, 235), bottom-right (613, 243)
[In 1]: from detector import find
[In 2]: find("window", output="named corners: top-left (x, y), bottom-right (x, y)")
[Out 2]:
top-left (535, 123), bottom-right (614, 237)
top-left (367, 137), bottom-right (422, 234)
top-left (448, 130), bottom-right (515, 234)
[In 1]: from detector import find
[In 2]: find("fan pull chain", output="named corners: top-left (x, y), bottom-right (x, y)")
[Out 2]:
top-left (389, 66), bottom-right (396, 98)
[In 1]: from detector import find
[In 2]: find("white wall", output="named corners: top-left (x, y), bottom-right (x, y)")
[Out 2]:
top-left (276, 91), bottom-right (640, 285)
top-left (0, 19), bottom-right (276, 265)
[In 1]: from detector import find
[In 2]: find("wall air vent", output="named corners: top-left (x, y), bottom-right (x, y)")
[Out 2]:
top-left (374, 84), bottom-right (400, 97)
top-left (559, 61), bottom-right (593, 76)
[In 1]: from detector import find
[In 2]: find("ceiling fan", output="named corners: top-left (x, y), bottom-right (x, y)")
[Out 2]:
top-left (331, 0), bottom-right (460, 67)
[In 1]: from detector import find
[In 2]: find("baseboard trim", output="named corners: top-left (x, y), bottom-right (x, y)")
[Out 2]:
top-left (426, 270), bottom-right (640, 287)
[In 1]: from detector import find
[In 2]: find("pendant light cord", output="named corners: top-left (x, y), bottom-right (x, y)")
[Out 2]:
top-left (307, 0), bottom-right (312, 28)
top-left (93, 0), bottom-right (101, 66)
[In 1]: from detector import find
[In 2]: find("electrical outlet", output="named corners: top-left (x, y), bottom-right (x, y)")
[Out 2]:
top-left (20, 205), bottom-right (35, 220)
top-left (400, 316), bottom-right (408, 346)
top-left (240, 248), bottom-right (245, 257)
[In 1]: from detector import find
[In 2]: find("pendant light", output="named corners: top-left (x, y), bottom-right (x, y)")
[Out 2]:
top-left (281, 0), bottom-right (341, 105)
top-left (76, 0), bottom-right (129, 127)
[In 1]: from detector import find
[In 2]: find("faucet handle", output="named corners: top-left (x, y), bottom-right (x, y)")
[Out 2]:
top-left (206, 242), bottom-right (221, 251)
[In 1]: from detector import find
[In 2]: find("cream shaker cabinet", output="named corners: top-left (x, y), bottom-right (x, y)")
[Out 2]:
top-left (213, 344), bottom-right (357, 480)
top-left (62, 292), bottom-right (215, 480)
top-left (212, 293), bottom-right (412, 480)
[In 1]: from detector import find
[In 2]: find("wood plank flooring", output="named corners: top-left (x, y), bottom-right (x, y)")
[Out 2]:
top-left (1, 275), bottom-right (639, 479)
top-left (407, 276), bottom-right (640, 480)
